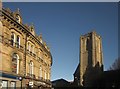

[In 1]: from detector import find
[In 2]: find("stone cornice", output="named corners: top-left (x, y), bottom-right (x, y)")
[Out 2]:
top-left (1, 8), bottom-right (52, 65)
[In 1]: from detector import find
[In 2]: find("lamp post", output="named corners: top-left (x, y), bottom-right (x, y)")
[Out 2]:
top-left (18, 76), bottom-right (22, 89)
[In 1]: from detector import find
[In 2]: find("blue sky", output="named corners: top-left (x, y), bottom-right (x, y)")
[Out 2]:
top-left (3, 2), bottom-right (118, 81)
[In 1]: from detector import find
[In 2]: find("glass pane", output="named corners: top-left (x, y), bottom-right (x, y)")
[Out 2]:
top-left (17, 36), bottom-right (19, 42)
top-left (13, 54), bottom-right (17, 59)
top-left (11, 34), bottom-right (14, 39)
top-left (12, 53), bottom-right (18, 73)
top-left (11, 82), bottom-right (16, 89)
top-left (2, 81), bottom-right (8, 89)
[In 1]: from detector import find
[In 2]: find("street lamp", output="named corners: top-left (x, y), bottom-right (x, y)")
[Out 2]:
top-left (18, 76), bottom-right (22, 89)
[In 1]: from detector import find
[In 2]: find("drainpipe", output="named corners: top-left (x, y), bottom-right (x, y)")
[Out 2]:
top-left (24, 33), bottom-right (28, 76)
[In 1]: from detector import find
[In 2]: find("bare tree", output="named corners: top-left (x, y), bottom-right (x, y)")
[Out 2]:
top-left (108, 58), bottom-right (120, 71)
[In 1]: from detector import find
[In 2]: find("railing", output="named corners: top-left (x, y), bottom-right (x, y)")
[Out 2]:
top-left (26, 50), bottom-right (44, 63)
top-left (26, 74), bottom-right (51, 85)
top-left (37, 57), bottom-right (43, 62)
top-left (38, 76), bottom-right (43, 80)
top-left (27, 73), bottom-right (36, 79)
top-left (26, 50), bottom-right (37, 58)
top-left (0, 35), bottom-right (24, 51)
top-left (44, 79), bottom-right (51, 85)
top-left (15, 42), bottom-right (23, 49)
top-left (33, 53), bottom-right (36, 57)
top-left (10, 41), bottom-right (24, 51)
top-left (38, 76), bottom-right (51, 84)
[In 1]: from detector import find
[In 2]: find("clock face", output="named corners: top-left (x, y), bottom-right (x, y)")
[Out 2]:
top-left (16, 15), bottom-right (21, 23)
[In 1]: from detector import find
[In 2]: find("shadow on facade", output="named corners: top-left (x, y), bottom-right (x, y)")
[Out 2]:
top-left (93, 69), bottom-right (120, 88)
top-left (82, 62), bottom-right (103, 87)
top-left (51, 63), bottom-right (120, 89)
top-left (83, 62), bottom-right (120, 88)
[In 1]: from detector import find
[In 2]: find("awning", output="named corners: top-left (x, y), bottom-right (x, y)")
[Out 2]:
top-left (0, 72), bottom-right (19, 80)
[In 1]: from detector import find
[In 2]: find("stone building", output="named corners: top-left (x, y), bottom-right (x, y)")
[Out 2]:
top-left (74, 31), bottom-right (103, 87)
top-left (0, 8), bottom-right (52, 89)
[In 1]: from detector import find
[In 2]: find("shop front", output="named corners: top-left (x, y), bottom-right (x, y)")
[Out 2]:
top-left (0, 71), bottom-right (22, 88)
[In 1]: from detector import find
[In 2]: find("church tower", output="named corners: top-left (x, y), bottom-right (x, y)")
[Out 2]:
top-left (79, 31), bottom-right (103, 86)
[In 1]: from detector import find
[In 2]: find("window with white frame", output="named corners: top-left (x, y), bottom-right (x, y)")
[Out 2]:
top-left (11, 32), bottom-right (15, 46)
top-left (28, 43), bottom-right (31, 51)
top-left (29, 61), bottom-right (34, 76)
top-left (45, 70), bottom-right (47, 80)
top-left (12, 53), bottom-right (19, 74)
top-left (2, 81), bottom-right (8, 89)
top-left (10, 81), bottom-right (16, 89)
top-left (16, 35), bottom-right (20, 48)
top-left (40, 66), bottom-right (42, 78)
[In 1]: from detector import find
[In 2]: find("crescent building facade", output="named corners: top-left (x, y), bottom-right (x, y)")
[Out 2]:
top-left (0, 8), bottom-right (52, 89)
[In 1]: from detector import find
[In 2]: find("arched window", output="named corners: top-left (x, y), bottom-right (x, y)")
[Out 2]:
top-left (45, 70), bottom-right (47, 80)
top-left (39, 66), bottom-right (42, 78)
top-left (29, 61), bottom-right (34, 76)
top-left (16, 35), bottom-right (20, 48)
top-left (12, 53), bottom-right (19, 74)
top-left (11, 33), bottom-right (15, 46)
